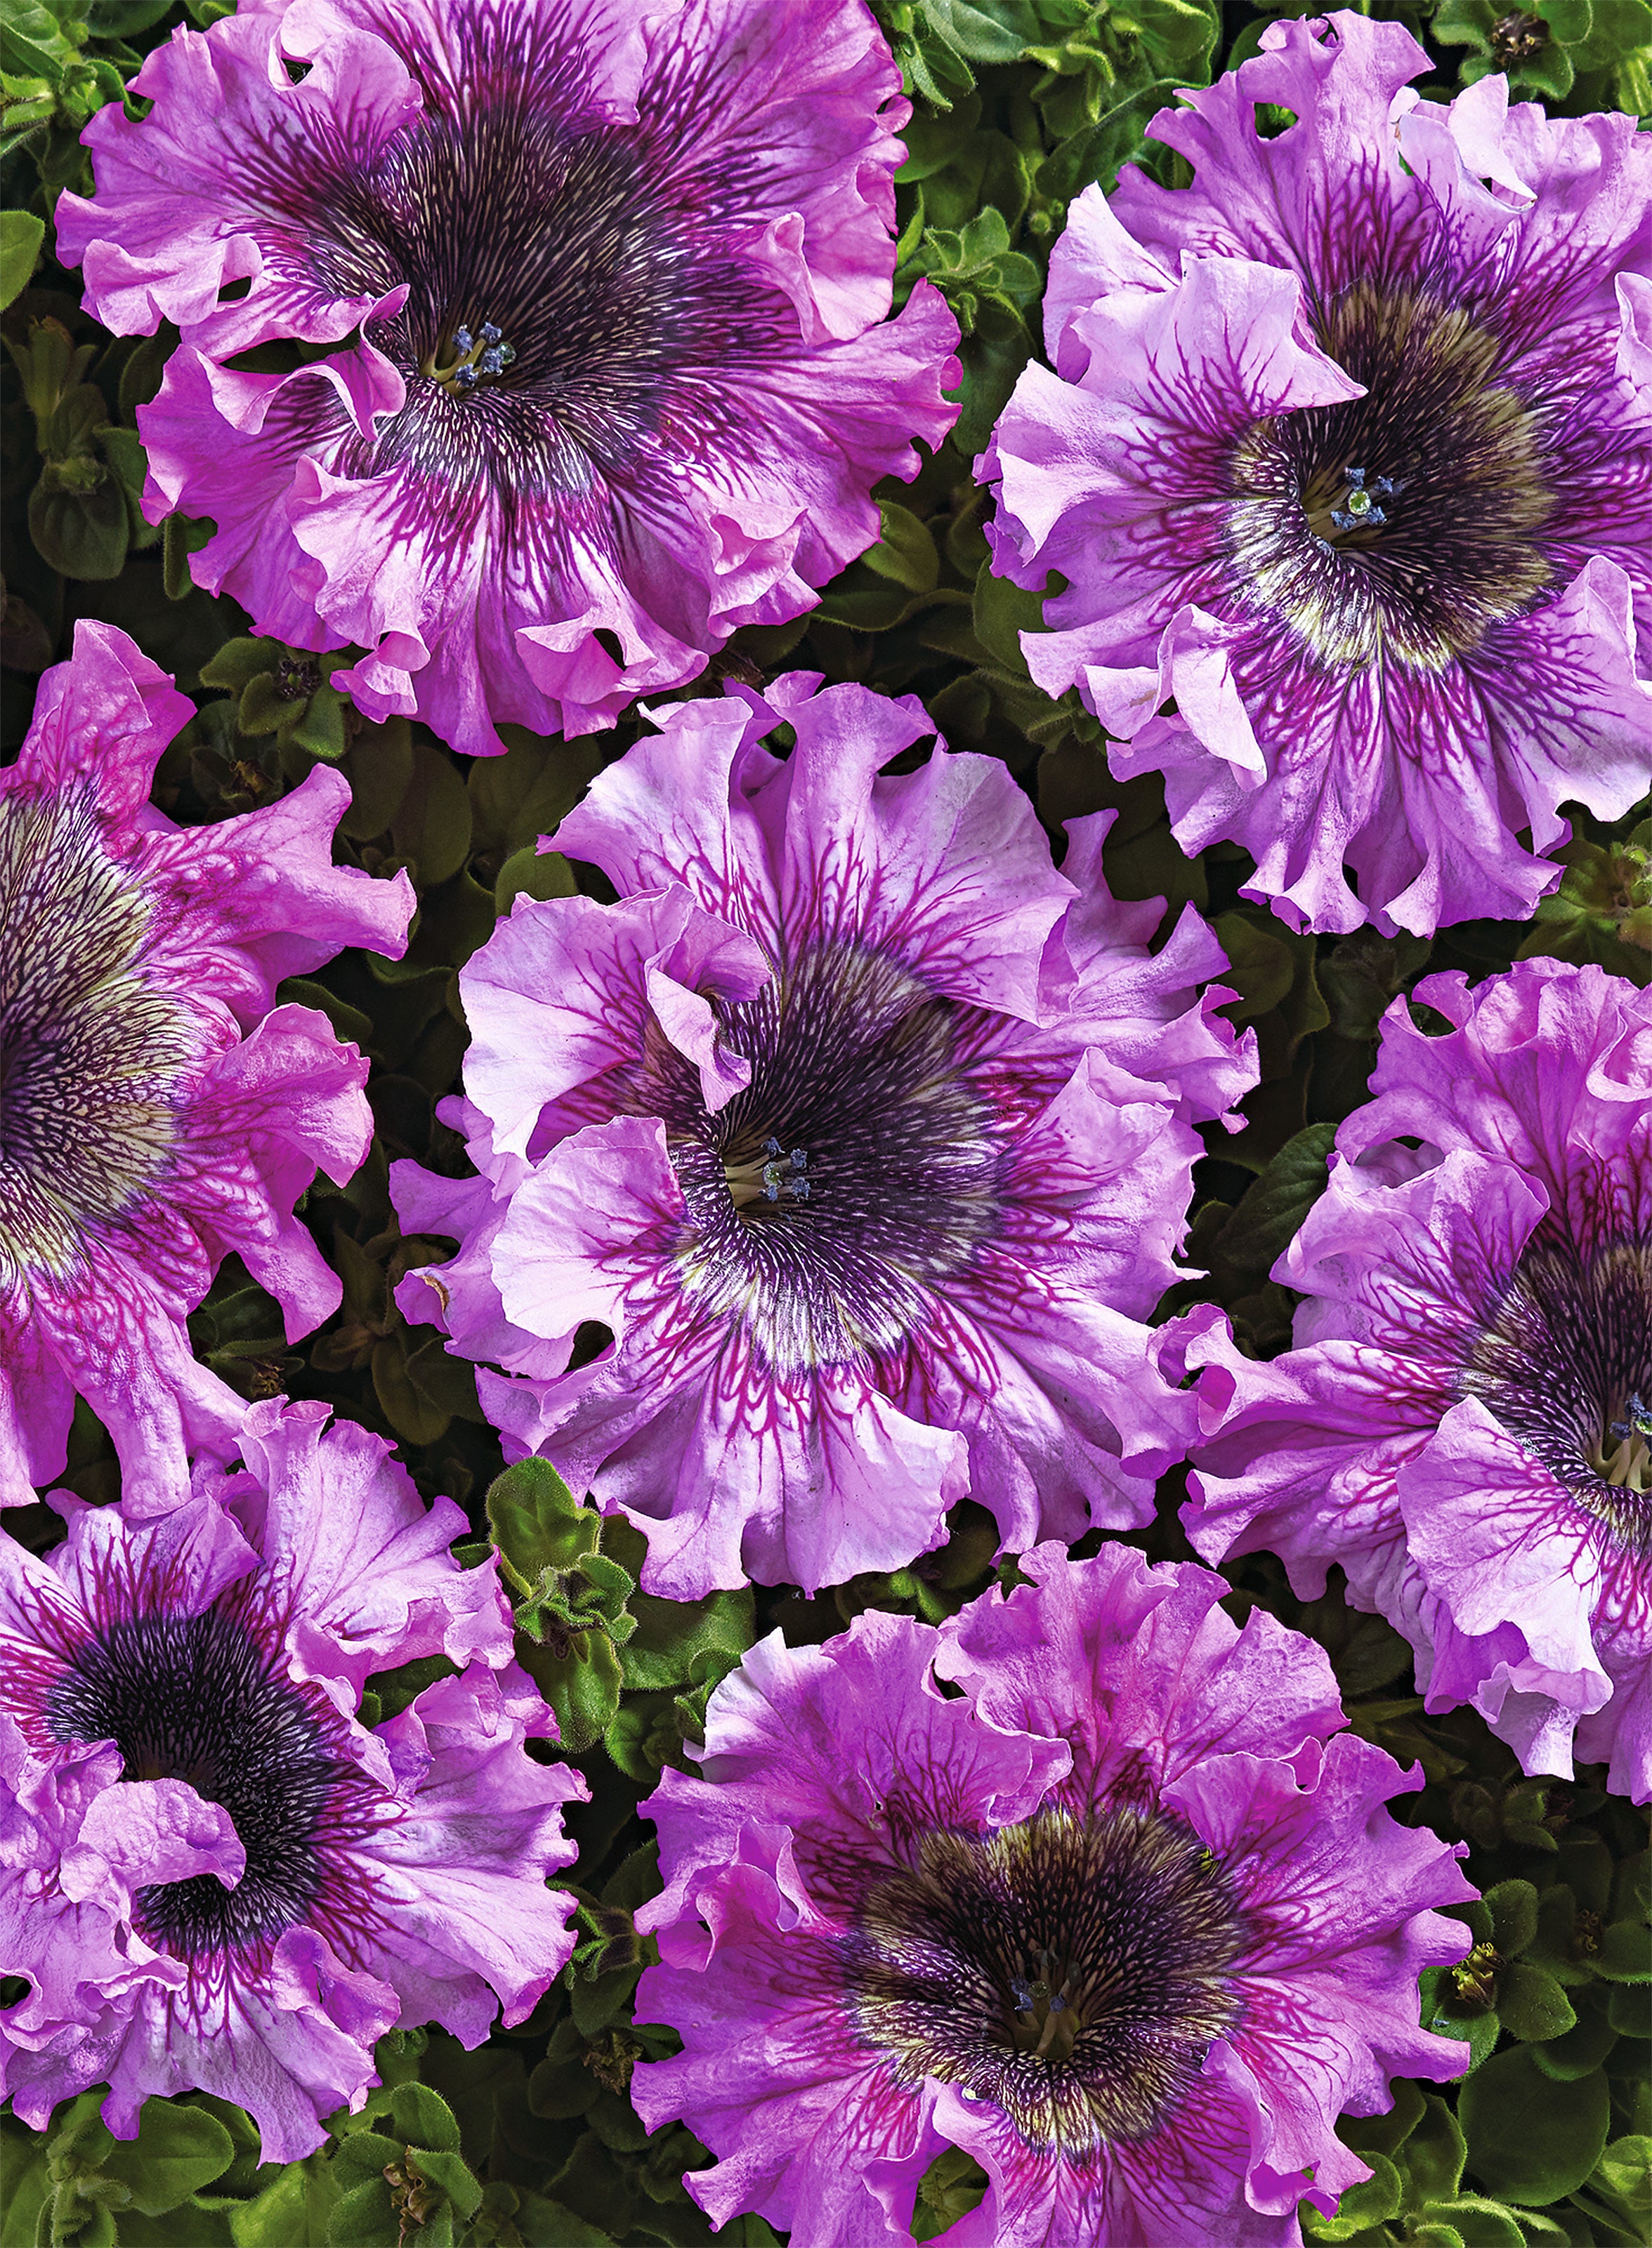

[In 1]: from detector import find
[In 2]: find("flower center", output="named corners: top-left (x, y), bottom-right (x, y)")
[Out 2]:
top-left (636, 944), bottom-right (1002, 1372)
top-left (842, 1805), bottom-right (1244, 2153)
top-left (1227, 285), bottom-right (1555, 672)
top-left (419, 319), bottom-right (518, 396)
top-left (0, 788), bottom-right (195, 1287)
top-left (46, 1608), bottom-right (346, 1959)
top-left (1589, 1391), bottom-right (1652, 1494)
top-left (1461, 1231), bottom-right (1652, 1550)
top-left (300, 98), bottom-right (781, 496)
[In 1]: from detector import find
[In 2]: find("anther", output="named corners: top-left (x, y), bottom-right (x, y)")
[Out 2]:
top-left (422, 318), bottom-right (518, 398)
top-left (1330, 465), bottom-right (1398, 533)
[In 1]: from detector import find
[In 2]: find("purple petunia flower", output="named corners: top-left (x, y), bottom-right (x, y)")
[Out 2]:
top-left (55, 0), bottom-right (960, 756)
top-left (391, 672), bottom-right (1256, 1597)
top-left (981, 12), bottom-right (1652, 936)
top-left (1185, 959), bottom-right (1652, 1801)
top-left (0, 1398), bottom-right (583, 2159)
top-left (0, 623), bottom-right (412, 1515)
top-left (629, 1540), bottom-right (1473, 2247)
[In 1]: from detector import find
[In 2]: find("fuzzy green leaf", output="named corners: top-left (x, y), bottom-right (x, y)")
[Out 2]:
top-left (1460, 2049), bottom-right (1611, 2204)
top-left (0, 209), bottom-right (45, 311)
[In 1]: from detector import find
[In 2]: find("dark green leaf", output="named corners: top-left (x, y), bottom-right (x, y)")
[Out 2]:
top-left (99, 2103), bottom-right (237, 2215)
top-left (0, 209), bottom-right (45, 311)
top-left (1460, 2049), bottom-right (1611, 2204)
top-left (1496, 1959), bottom-right (1576, 2043)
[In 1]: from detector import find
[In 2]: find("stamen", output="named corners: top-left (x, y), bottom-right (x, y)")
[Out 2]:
top-left (1329, 465), bottom-right (1398, 533)
top-left (421, 317), bottom-right (519, 398)
top-left (723, 1137), bottom-right (812, 1212)
top-left (1596, 1391), bottom-right (1652, 1491)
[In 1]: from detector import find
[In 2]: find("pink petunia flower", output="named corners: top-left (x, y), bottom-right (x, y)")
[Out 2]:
top-left (630, 1540), bottom-right (1473, 2247)
top-left (0, 1398), bottom-right (584, 2160)
top-left (391, 672), bottom-right (1256, 1597)
top-left (56, 0), bottom-right (960, 754)
top-left (981, 12), bottom-right (1652, 936)
top-left (0, 622), bottom-right (412, 1513)
top-left (1186, 959), bottom-right (1652, 1801)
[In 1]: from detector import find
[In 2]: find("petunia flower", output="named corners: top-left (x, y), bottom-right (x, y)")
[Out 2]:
top-left (0, 622), bottom-right (412, 1514)
top-left (981, 11), bottom-right (1652, 936)
top-left (391, 672), bottom-right (1256, 1597)
top-left (1185, 958), bottom-right (1652, 1801)
top-left (55, 0), bottom-right (960, 755)
top-left (0, 1397), bottom-right (584, 2161)
top-left (629, 1540), bottom-right (1474, 2247)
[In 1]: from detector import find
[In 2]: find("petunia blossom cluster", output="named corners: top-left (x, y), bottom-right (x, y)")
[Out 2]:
top-left (0, 623), bottom-right (412, 1516)
top-left (631, 1541), bottom-right (1474, 2246)
top-left (58, 0), bottom-right (960, 754)
top-left (1186, 960), bottom-right (1652, 1803)
top-left (0, 1400), bottom-right (582, 2159)
top-left (392, 671), bottom-right (1256, 1598)
top-left (983, 12), bottom-right (1652, 936)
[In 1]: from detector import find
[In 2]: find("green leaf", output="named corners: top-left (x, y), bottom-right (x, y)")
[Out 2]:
top-left (391, 738), bottom-right (473, 887)
top-left (862, 499), bottom-right (940, 593)
top-left (1593, 1920), bottom-right (1652, 1982)
top-left (1419, 2203), bottom-right (1524, 2248)
top-left (1325, 2152), bottom-right (1403, 2229)
top-left (228, 2155), bottom-right (338, 2248)
top-left (99, 2102), bottom-right (237, 2215)
top-left (1207, 1123), bottom-right (1335, 1276)
top-left (485, 1457), bottom-right (596, 1582)
top-left (0, 208), bottom-right (44, 310)
top-left (1399, 2094), bottom-right (1468, 2209)
top-left (1342, 2077), bottom-right (1427, 2161)
top-left (323, 2176), bottom-right (399, 2248)
top-left (1460, 2050), bottom-right (1611, 2204)
top-left (620, 1579), bottom-right (756, 1694)
top-left (405, 2148), bottom-right (480, 2222)
top-left (1485, 1881), bottom-right (1540, 1959)
top-left (1495, 1960), bottom-right (1576, 2044)
top-left (1531, 1993), bottom-right (1618, 2079)
top-left (508, 2192), bottom-right (617, 2248)
top-left (1606, 1978), bottom-right (1651, 2037)
top-left (1587, 2135), bottom-right (1652, 2230)
top-left (329, 2133), bottom-right (405, 2195)
top-left (29, 471), bottom-right (128, 580)
top-left (517, 1625), bottom-right (623, 1754)
top-left (386, 2084), bottom-right (460, 2157)
top-left (494, 842), bottom-right (577, 914)
top-left (911, 2144), bottom-right (988, 2240)
top-left (0, 2120), bottom-right (51, 2248)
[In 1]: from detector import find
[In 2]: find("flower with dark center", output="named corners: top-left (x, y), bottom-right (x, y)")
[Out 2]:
top-left (55, 0), bottom-right (959, 756)
top-left (629, 1543), bottom-right (1474, 2246)
top-left (390, 673), bottom-right (1257, 1597)
top-left (1187, 958), bottom-right (1652, 1801)
top-left (0, 623), bottom-right (412, 1515)
top-left (0, 1399), bottom-right (583, 2158)
top-left (981, 11), bottom-right (1652, 936)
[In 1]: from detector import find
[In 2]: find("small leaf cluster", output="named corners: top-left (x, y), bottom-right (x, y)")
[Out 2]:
top-left (485, 1460), bottom-right (756, 1767)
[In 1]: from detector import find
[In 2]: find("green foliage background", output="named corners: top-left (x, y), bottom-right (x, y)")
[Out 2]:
top-left (2, 0), bottom-right (1650, 2241)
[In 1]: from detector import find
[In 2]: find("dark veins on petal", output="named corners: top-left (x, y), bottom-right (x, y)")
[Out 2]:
top-left (46, 1607), bottom-right (355, 1959)
top-left (1227, 284), bottom-right (1556, 672)
top-left (843, 1803), bottom-right (1245, 2153)
top-left (0, 785), bottom-right (195, 1287)
top-left (287, 78), bottom-right (787, 519)
top-left (1462, 1221), bottom-right (1652, 1552)
top-left (631, 944), bottom-right (1004, 1373)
